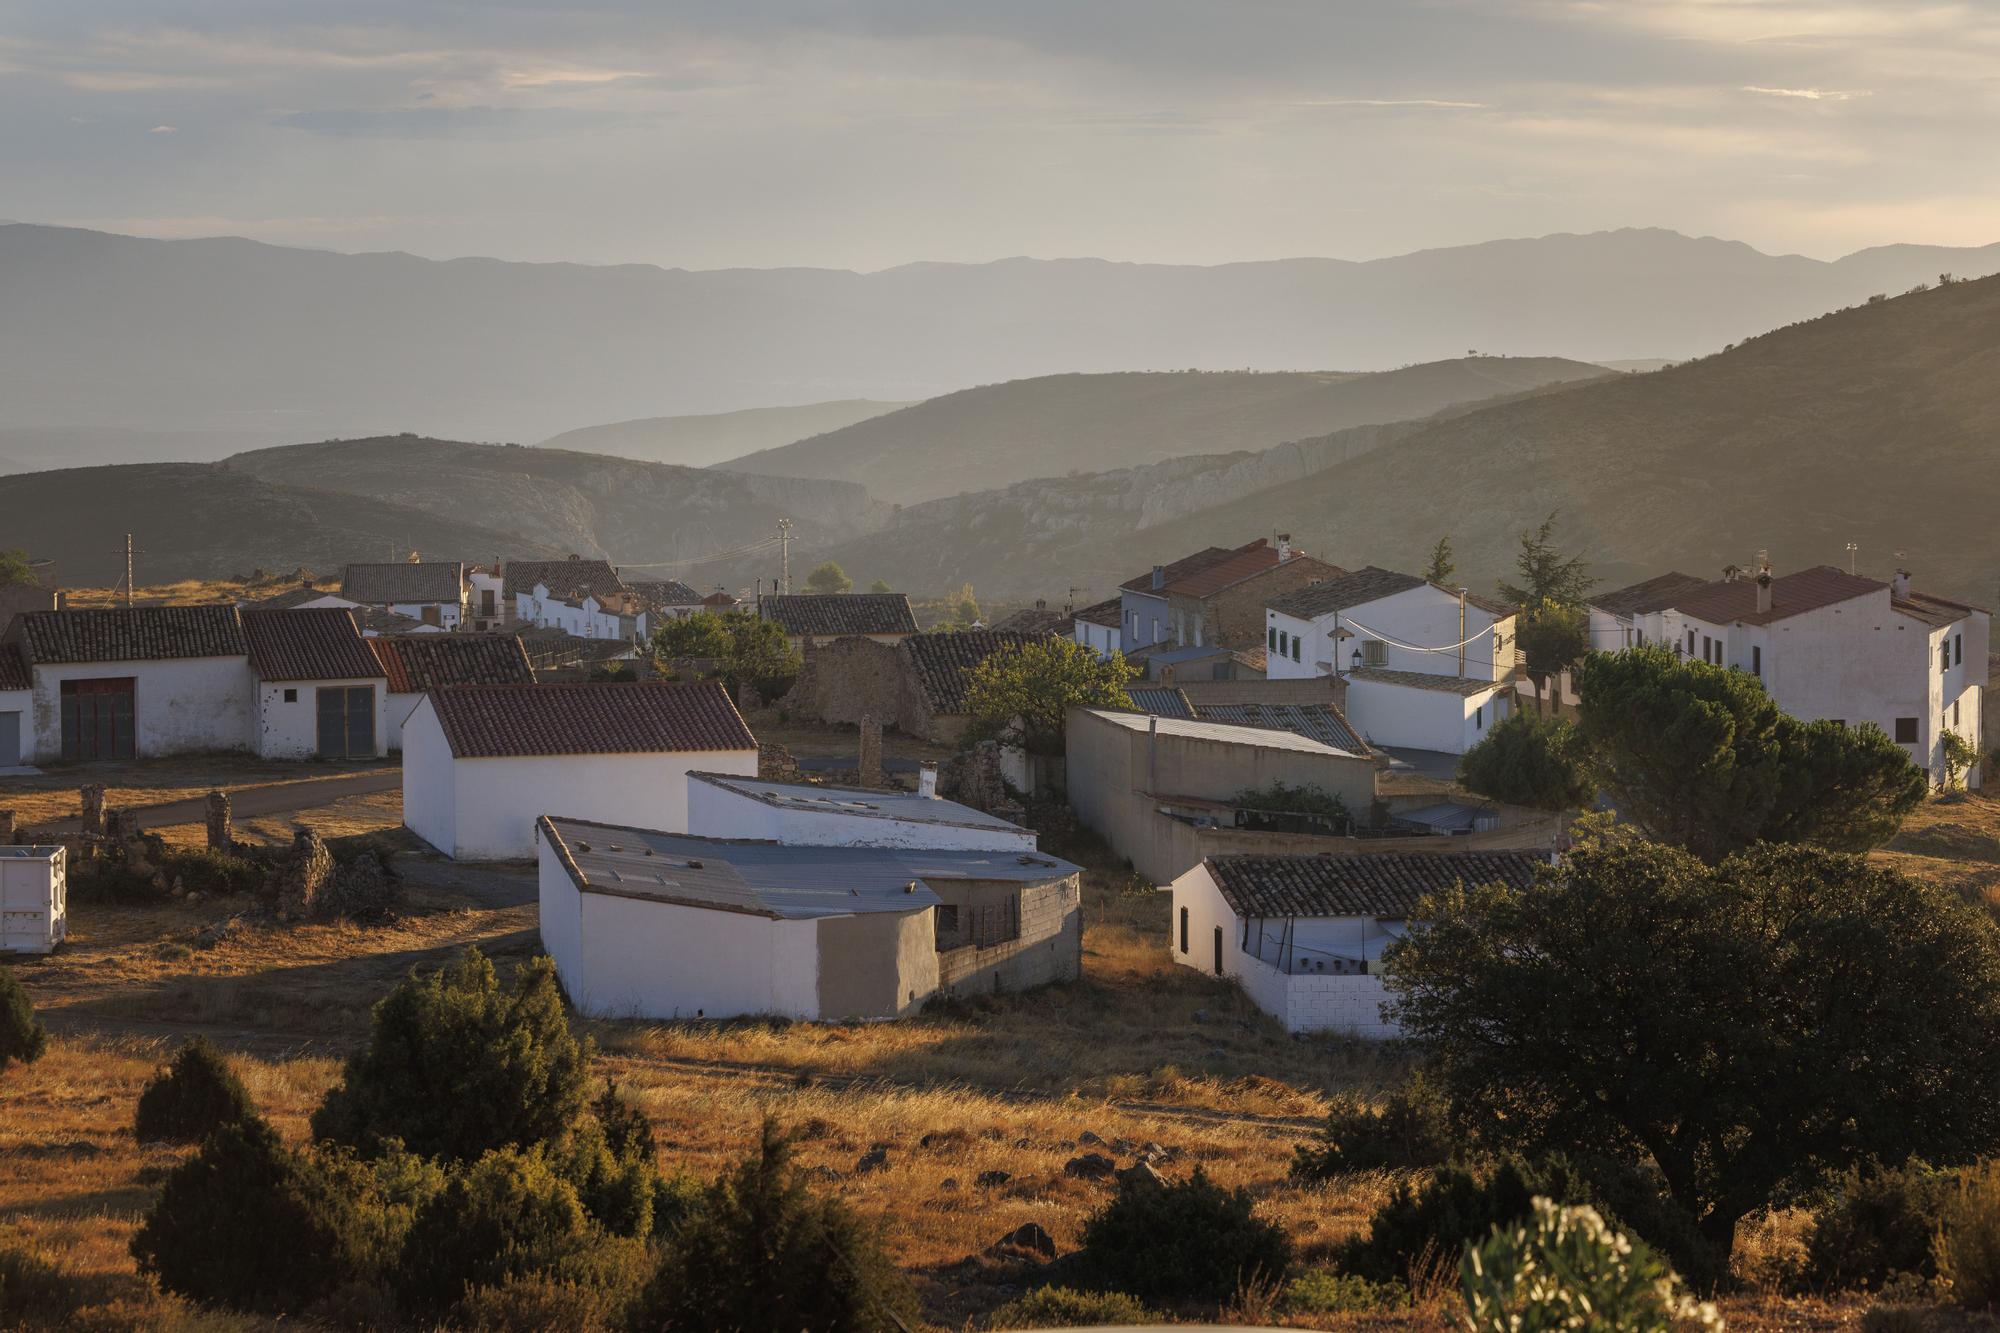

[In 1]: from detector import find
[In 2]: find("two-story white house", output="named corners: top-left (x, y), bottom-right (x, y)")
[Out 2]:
top-left (340, 561), bottom-right (468, 631)
top-left (506, 558), bottom-right (649, 641)
top-left (1263, 568), bottom-right (1519, 755)
top-left (1589, 563), bottom-right (1989, 788)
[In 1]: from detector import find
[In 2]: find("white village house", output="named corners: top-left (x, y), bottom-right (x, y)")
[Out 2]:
top-left (536, 815), bottom-right (1082, 1021)
top-left (1168, 850), bottom-right (1545, 1036)
top-left (369, 633), bottom-right (538, 751)
top-left (1, 605), bottom-right (388, 763)
top-left (1070, 598), bottom-right (1124, 660)
top-left (340, 561), bottom-right (469, 630)
top-left (1588, 562), bottom-right (1990, 788)
top-left (0, 644), bottom-right (30, 768)
top-left (1264, 567), bottom-right (1519, 755)
top-left (401, 680), bottom-right (759, 859)
top-left (505, 558), bottom-right (650, 641)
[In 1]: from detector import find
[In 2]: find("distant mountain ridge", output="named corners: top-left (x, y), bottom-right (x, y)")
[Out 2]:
top-left (717, 358), bottom-right (1611, 503)
top-left (4, 222), bottom-right (1997, 448)
top-left (813, 274), bottom-right (2000, 606)
top-left (537, 400), bottom-right (912, 468)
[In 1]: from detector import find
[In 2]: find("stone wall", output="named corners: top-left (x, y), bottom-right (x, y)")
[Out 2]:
top-left (783, 636), bottom-right (904, 730)
top-left (936, 874), bottom-right (1081, 995)
top-left (1168, 561), bottom-right (1338, 651)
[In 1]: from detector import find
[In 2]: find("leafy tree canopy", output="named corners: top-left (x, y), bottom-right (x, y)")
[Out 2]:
top-left (1577, 645), bottom-right (1923, 861)
top-left (649, 609), bottom-right (801, 701)
top-left (1423, 535), bottom-right (1456, 585)
top-left (0, 967), bottom-right (48, 1073)
top-left (1386, 840), bottom-right (2000, 1262)
top-left (312, 949), bottom-right (593, 1165)
top-left (650, 611), bottom-right (734, 663)
top-left (867, 579), bottom-right (892, 594)
top-left (1457, 711), bottom-right (1594, 811)
top-left (803, 561), bottom-right (852, 595)
top-left (1497, 511), bottom-right (1595, 608)
top-left (1515, 598), bottom-right (1589, 710)
top-left (0, 549), bottom-right (36, 590)
top-left (962, 636), bottom-right (1136, 754)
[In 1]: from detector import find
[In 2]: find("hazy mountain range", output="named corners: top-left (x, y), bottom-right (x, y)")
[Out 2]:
top-left (5, 222), bottom-right (1999, 449)
top-left (537, 400), bottom-right (911, 469)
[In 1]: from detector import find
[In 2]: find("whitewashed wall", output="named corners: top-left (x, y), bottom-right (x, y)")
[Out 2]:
top-left (1344, 677), bottom-right (1507, 755)
top-left (383, 691), bottom-right (424, 752)
top-left (1073, 619), bottom-right (1121, 659)
top-left (453, 747), bottom-right (757, 859)
top-left (1266, 585), bottom-right (1511, 683)
top-left (387, 599), bottom-right (462, 630)
top-left (254, 679), bottom-right (387, 760)
top-left (24, 658), bottom-right (252, 762)
top-left (686, 782), bottom-right (1037, 850)
top-left (399, 700), bottom-right (458, 855)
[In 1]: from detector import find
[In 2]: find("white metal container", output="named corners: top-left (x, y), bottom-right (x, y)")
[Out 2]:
top-left (0, 845), bottom-right (66, 954)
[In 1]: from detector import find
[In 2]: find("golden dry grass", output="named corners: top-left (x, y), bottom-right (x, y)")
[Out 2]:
top-left (2, 756), bottom-right (398, 830)
top-left (60, 576), bottom-right (300, 611)
top-left (1875, 789), bottom-right (2000, 913)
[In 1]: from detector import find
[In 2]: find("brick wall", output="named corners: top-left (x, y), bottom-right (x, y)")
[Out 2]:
top-left (936, 874), bottom-right (1081, 994)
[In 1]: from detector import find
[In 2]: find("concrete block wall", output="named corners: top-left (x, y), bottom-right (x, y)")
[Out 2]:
top-left (1282, 971), bottom-right (1398, 1038)
top-left (937, 875), bottom-right (1081, 994)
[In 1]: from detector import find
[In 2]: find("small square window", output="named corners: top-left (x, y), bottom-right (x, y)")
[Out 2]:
top-left (1895, 717), bottom-right (1920, 744)
top-left (283, 688), bottom-right (298, 703)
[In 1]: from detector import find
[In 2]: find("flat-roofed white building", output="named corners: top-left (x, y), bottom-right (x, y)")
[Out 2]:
top-left (686, 769), bottom-right (1038, 852)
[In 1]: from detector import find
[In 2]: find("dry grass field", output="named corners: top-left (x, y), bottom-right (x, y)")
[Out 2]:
top-left (7, 783), bottom-right (1994, 1327)
top-left (3, 756), bottom-right (399, 832)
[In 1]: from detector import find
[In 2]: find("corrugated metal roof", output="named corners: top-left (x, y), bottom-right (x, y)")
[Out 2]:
top-left (1193, 702), bottom-right (1369, 753)
top-left (688, 772), bottom-right (1028, 832)
top-left (1084, 707), bottom-right (1365, 758)
top-left (242, 608), bottom-right (384, 682)
top-left (1127, 685), bottom-right (1196, 718)
top-left (542, 817), bottom-right (1075, 919)
top-left (1206, 850), bottom-right (1545, 919)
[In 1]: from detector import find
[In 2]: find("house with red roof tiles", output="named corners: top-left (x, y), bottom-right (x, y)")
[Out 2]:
top-left (1117, 537), bottom-right (1338, 654)
top-left (400, 681), bottom-right (758, 859)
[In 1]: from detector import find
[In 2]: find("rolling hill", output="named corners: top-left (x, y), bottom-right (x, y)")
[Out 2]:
top-left (814, 274), bottom-right (2000, 606)
top-left (536, 400), bottom-right (913, 468)
top-left (6, 223), bottom-right (1999, 449)
top-left (0, 464), bottom-right (555, 586)
top-left (717, 358), bottom-right (1610, 504)
top-left (221, 436), bottom-right (888, 579)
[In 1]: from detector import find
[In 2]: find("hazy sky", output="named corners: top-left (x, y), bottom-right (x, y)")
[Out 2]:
top-left (4, 1), bottom-right (1997, 270)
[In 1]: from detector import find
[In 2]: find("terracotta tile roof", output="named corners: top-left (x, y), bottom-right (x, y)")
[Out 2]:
top-left (503, 558), bottom-right (626, 602)
top-left (357, 607), bottom-right (429, 634)
top-left (1589, 571), bottom-right (1717, 618)
top-left (426, 681), bottom-right (756, 759)
top-left (990, 604), bottom-right (1070, 636)
top-left (0, 643), bottom-right (28, 691)
top-left (341, 562), bottom-right (467, 606)
top-left (762, 593), bottom-right (917, 638)
top-left (1206, 850), bottom-right (1545, 919)
top-left (1895, 592), bottom-right (1984, 629)
top-left (372, 634), bottom-right (536, 694)
top-left (701, 591), bottom-right (741, 608)
top-left (1232, 646), bottom-right (1269, 673)
top-left (1345, 668), bottom-right (1511, 696)
top-left (1267, 566), bottom-right (1425, 619)
top-left (1673, 566), bottom-right (1883, 627)
top-left (1119, 545), bottom-right (1242, 595)
top-left (900, 630), bottom-right (1038, 714)
top-left (1071, 598), bottom-right (1124, 629)
top-left (242, 608), bottom-right (383, 682)
top-left (1457, 589), bottom-right (1518, 618)
top-left (626, 579), bottom-right (704, 611)
top-left (1166, 546), bottom-right (1340, 600)
top-left (12, 606), bottom-right (247, 664)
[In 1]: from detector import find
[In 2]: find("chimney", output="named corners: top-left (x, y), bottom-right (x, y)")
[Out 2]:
top-left (1151, 564), bottom-right (1165, 590)
top-left (1277, 533), bottom-right (1292, 563)
top-left (918, 761), bottom-right (939, 799)
top-left (55, 590), bottom-right (68, 610)
top-left (1755, 569), bottom-right (1773, 614)
top-left (1892, 569), bottom-right (1912, 598)
top-left (1034, 598), bottom-right (1046, 611)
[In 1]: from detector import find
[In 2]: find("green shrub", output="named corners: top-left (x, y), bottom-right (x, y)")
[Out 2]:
top-left (390, 1146), bottom-right (602, 1318)
top-left (989, 1285), bottom-right (1152, 1327)
top-left (312, 949), bottom-right (592, 1164)
top-left (1457, 710), bottom-right (1594, 811)
top-left (130, 1116), bottom-right (373, 1314)
top-left (1342, 1155), bottom-right (1593, 1283)
top-left (158, 846), bottom-right (266, 896)
top-left (0, 967), bottom-right (47, 1073)
top-left (1291, 1077), bottom-right (1452, 1181)
top-left (0, 1242), bottom-right (85, 1327)
top-left (635, 1119), bottom-right (918, 1332)
top-left (1282, 1268), bottom-right (1406, 1314)
top-left (133, 1037), bottom-right (258, 1144)
top-left (1937, 1160), bottom-right (2000, 1309)
top-left (1808, 1161), bottom-right (1959, 1292)
top-left (1076, 1166), bottom-right (1291, 1305)
top-left (1462, 1196), bottom-right (1721, 1331)
top-left (454, 1273), bottom-right (634, 1332)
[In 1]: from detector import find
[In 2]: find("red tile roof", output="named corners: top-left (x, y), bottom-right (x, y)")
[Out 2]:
top-left (0, 643), bottom-right (28, 691)
top-left (1673, 566), bottom-right (1883, 627)
top-left (372, 634), bottom-right (537, 694)
top-left (426, 681), bottom-right (756, 759)
top-left (761, 593), bottom-right (918, 638)
top-left (243, 608), bottom-right (384, 682)
top-left (900, 630), bottom-right (1038, 714)
top-left (1119, 545), bottom-right (1244, 595)
top-left (12, 606), bottom-right (247, 664)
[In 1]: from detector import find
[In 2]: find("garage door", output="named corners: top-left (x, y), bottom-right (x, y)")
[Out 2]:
top-left (0, 711), bottom-right (19, 767)
top-left (61, 678), bottom-right (136, 761)
top-left (317, 686), bottom-right (376, 759)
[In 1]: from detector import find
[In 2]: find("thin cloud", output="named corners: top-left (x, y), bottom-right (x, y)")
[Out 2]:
top-left (147, 124), bottom-right (176, 133)
top-left (1741, 85), bottom-right (1868, 100)
top-left (1294, 98), bottom-right (1488, 109)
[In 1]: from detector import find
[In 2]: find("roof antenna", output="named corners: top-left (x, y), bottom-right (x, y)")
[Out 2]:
top-left (1845, 541), bottom-right (1858, 575)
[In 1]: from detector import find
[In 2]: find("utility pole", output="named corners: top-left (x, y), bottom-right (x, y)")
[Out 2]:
top-left (778, 519), bottom-right (794, 593)
top-left (125, 534), bottom-right (135, 609)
